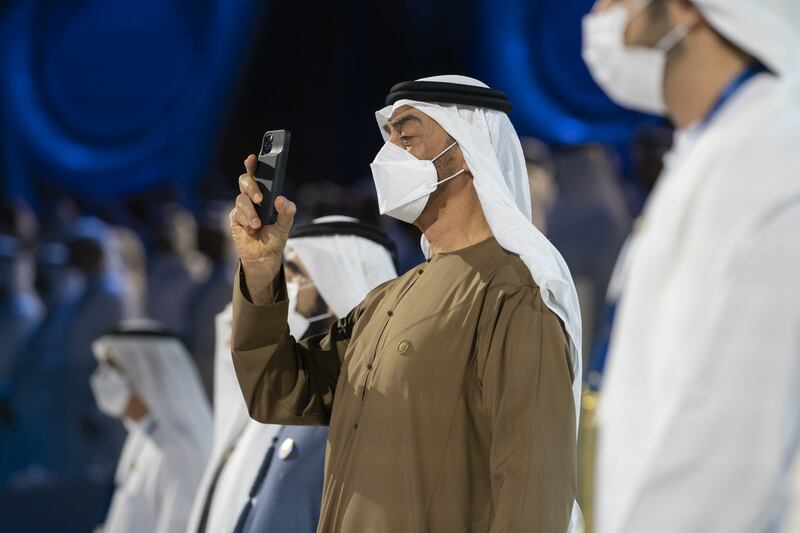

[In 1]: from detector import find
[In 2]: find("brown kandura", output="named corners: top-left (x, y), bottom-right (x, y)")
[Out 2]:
top-left (231, 236), bottom-right (576, 533)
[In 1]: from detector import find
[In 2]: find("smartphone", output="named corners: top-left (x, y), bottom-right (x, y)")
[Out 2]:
top-left (254, 129), bottom-right (291, 225)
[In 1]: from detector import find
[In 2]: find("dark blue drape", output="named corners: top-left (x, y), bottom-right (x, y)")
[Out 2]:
top-left (0, 0), bottom-right (263, 200)
top-left (477, 0), bottom-right (656, 145)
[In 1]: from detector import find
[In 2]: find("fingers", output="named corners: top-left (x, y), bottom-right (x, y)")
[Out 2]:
top-left (232, 155), bottom-right (294, 243)
top-left (274, 196), bottom-right (297, 235)
top-left (244, 154), bottom-right (258, 176)
top-left (237, 193), bottom-right (261, 230)
top-left (229, 194), bottom-right (261, 236)
top-left (238, 173), bottom-right (262, 204)
top-left (229, 208), bottom-right (258, 243)
top-left (239, 155), bottom-right (261, 204)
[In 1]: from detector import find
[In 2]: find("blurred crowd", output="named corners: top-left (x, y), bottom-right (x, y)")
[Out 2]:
top-left (0, 197), bottom-right (234, 472)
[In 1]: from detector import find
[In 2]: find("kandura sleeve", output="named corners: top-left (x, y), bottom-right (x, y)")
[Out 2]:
top-left (231, 263), bottom-right (364, 426)
top-left (479, 287), bottom-right (577, 533)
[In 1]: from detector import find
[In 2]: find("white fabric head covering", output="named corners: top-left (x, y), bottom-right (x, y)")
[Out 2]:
top-left (92, 319), bottom-right (212, 455)
top-left (375, 75), bottom-right (583, 423)
top-left (210, 304), bottom-right (246, 441)
top-left (285, 216), bottom-right (398, 319)
top-left (694, 0), bottom-right (800, 76)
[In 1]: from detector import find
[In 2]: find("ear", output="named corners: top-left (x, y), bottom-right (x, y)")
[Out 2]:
top-left (671, 0), bottom-right (703, 28)
top-left (593, 0), bottom-right (616, 14)
top-left (455, 146), bottom-right (472, 177)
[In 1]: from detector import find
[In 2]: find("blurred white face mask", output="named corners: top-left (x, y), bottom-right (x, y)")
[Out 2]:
top-left (582, 0), bottom-right (690, 115)
top-left (90, 364), bottom-right (131, 418)
top-left (287, 280), bottom-right (332, 339)
top-left (370, 141), bottom-right (466, 224)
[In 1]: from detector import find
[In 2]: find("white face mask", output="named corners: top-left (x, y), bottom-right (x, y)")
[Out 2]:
top-left (582, 1), bottom-right (690, 115)
top-left (90, 364), bottom-right (131, 418)
top-left (369, 141), bottom-right (466, 224)
top-left (286, 280), bottom-right (332, 339)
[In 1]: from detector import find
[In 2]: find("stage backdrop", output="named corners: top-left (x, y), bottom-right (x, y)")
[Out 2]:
top-left (0, 0), bottom-right (263, 200)
top-left (477, 0), bottom-right (654, 145)
top-left (1, 0), bottom-right (654, 201)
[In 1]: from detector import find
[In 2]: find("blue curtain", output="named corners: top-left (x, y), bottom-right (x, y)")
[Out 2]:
top-left (477, 0), bottom-right (656, 145)
top-left (0, 0), bottom-right (263, 200)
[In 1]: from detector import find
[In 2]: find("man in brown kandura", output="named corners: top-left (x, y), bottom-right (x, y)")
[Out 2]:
top-left (227, 75), bottom-right (583, 532)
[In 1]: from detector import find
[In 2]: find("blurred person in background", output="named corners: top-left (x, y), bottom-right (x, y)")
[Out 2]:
top-left (521, 138), bottom-right (631, 533)
top-left (110, 226), bottom-right (148, 319)
top-left (184, 205), bottom-right (236, 401)
top-left (546, 144), bottom-right (632, 358)
top-left (0, 198), bottom-right (43, 392)
top-left (0, 235), bottom-right (44, 404)
top-left (297, 179), bottom-right (427, 275)
top-left (90, 320), bottom-right (212, 533)
top-left (1, 242), bottom-right (75, 486)
top-left (627, 123), bottom-right (673, 210)
top-left (228, 75), bottom-right (583, 532)
top-left (295, 179), bottom-right (429, 273)
top-left (583, 0), bottom-right (800, 531)
top-left (146, 204), bottom-right (209, 336)
top-left (0, 234), bottom-right (44, 482)
top-left (0, 197), bottom-right (39, 247)
top-left (185, 303), bottom-right (238, 533)
top-left (295, 181), bottom-right (381, 226)
top-left (19, 217), bottom-right (126, 483)
top-left (187, 216), bottom-right (397, 533)
top-left (34, 242), bottom-right (81, 312)
top-left (576, 124), bottom-right (673, 531)
top-left (521, 137), bottom-right (559, 235)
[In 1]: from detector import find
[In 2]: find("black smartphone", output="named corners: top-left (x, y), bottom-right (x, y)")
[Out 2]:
top-left (254, 129), bottom-right (291, 225)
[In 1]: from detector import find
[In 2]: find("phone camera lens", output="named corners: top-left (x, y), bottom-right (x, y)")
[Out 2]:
top-left (262, 134), bottom-right (274, 154)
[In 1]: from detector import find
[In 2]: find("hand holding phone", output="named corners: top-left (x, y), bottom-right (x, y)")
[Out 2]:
top-left (229, 130), bottom-right (296, 305)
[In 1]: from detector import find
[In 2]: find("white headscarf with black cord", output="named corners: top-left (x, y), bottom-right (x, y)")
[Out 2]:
top-left (91, 320), bottom-right (213, 456)
top-left (285, 215), bottom-right (399, 319)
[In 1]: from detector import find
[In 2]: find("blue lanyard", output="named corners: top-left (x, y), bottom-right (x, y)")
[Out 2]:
top-left (699, 62), bottom-right (767, 129)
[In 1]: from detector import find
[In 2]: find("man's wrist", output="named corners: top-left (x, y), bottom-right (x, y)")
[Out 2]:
top-left (241, 258), bottom-right (280, 306)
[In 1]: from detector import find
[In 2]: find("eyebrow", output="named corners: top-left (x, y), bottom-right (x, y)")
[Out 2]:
top-left (386, 114), bottom-right (422, 132)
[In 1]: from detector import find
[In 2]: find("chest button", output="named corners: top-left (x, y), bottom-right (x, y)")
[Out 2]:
top-left (387, 310), bottom-right (393, 317)
top-left (278, 437), bottom-right (295, 460)
top-left (397, 340), bottom-right (410, 354)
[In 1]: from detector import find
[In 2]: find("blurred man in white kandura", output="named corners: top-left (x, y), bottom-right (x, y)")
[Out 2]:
top-left (91, 321), bottom-right (212, 533)
top-left (582, 0), bottom-right (800, 532)
top-left (187, 216), bottom-right (397, 533)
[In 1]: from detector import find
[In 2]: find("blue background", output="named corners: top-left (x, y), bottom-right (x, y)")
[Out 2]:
top-left (0, 0), bottom-right (653, 206)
